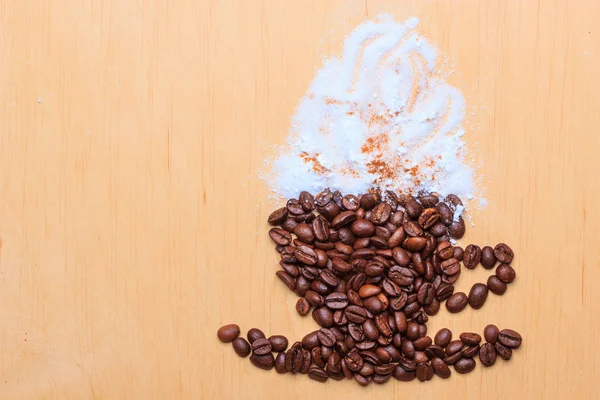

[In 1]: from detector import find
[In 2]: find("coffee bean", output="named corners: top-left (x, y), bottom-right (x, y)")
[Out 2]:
top-left (311, 216), bottom-right (330, 242)
top-left (296, 297), bottom-right (311, 316)
top-left (328, 352), bottom-right (342, 373)
top-left (437, 202), bottom-right (453, 225)
top-left (443, 352), bottom-right (462, 365)
top-left (268, 335), bottom-right (288, 352)
top-left (281, 217), bottom-right (298, 232)
top-left (294, 276), bottom-right (311, 297)
top-left (434, 328), bottom-right (452, 347)
top-left (305, 291), bottom-right (325, 307)
top-left (445, 292), bottom-right (468, 313)
top-left (481, 246), bottom-right (497, 269)
top-left (274, 352), bottom-right (287, 373)
top-left (393, 365), bottom-right (416, 381)
top-left (448, 217), bottom-right (465, 239)
top-left (453, 246), bottom-right (464, 261)
top-left (463, 244), bottom-right (482, 269)
top-left (370, 202), bottom-right (392, 225)
top-left (436, 284), bottom-right (454, 301)
top-left (217, 324), bottom-right (240, 343)
top-left (431, 357), bottom-right (451, 378)
top-left (316, 328), bottom-right (336, 347)
top-left (462, 345), bottom-right (479, 358)
top-left (363, 296), bottom-right (385, 313)
top-left (375, 314), bottom-right (392, 337)
top-left (423, 298), bottom-right (441, 316)
top-left (331, 210), bottom-right (357, 229)
top-left (401, 339), bottom-right (415, 359)
top-left (454, 357), bottom-right (476, 374)
top-left (437, 241), bottom-right (454, 260)
top-left (460, 332), bottom-right (482, 346)
top-left (287, 198), bottom-right (305, 215)
top-left (276, 270), bottom-right (296, 291)
top-left (495, 342), bottom-right (513, 360)
top-left (354, 373), bottom-right (372, 386)
top-left (250, 353), bottom-right (275, 370)
top-left (312, 307), bottom-right (334, 328)
top-left (425, 345), bottom-right (445, 360)
top-left (496, 263), bottom-right (516, 283)
top-left (484, 324), bottom-right (500, 344)
top-left (358, 284), bottom-right (381, 298)
top-left (403, 221), bottom-right (424, 237)
top-left (232, 337), bottom-right (251, 357)
top-left (252, 338), bottom-right (272, 355)
top-left (269, 228), bottom-right (292, 246)
top-left (245, 328), bottom-right (265, 344)
top-left (307, 366), bottom-right (328, 382)
top-left (416, 282), bottom-right (435, 306)
top-left (487, 275), bottom-right (508, 295)
top-left (295, 245), bottom-right (318, 265)
top-left (350, 219), bottom-right (375, 238)
top-left (430, 222), bottom-right (447, 237)
top-left (441, 258), bottom-right (461, 275)
top-left (416, 362), bottom-right (434, 382)
top-left (299, 191), bottom-right (315, 211)
top-left (479, 343), bottom-right (497, 366)
top-left (294, 223), bottom-right (315, 243)
top-left (413, 336), bottom-right (433, 351)
top-left (499, 329), bottom-right (522, 348)
top-left (325, 292), bottom-right (349, 309)
top-left (468, 283), bottom-right (489, 309)
top-left (418, 208), bottom-right (440, 229)
top-left (405, 200), bottom-right (422, 219)
top-left (345, 305), bottom-right (368, 324)
top-left (268, 207), bottom-right (289, 226)
top-left (494, 243), bottom-right (514, 264)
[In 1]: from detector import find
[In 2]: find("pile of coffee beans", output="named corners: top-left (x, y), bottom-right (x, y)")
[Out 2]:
top-left (218, 190), bottom-right (522, 385)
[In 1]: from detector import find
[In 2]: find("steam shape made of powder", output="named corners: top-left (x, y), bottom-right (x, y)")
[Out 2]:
top-left (266, 15), bottom-right (480, 205)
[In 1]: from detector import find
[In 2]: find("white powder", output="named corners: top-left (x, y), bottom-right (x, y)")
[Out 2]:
top-left (264, 15), bottom-right (482, 207)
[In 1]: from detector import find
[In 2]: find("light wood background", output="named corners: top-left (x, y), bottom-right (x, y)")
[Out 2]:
top-left (1, 0), bottom-right (599, 398)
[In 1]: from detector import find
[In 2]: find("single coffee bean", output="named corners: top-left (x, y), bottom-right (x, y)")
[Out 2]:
top-left (496, 263), bottom-right (516, 283)
top-left (294, 276), bottom-right (311, 297)
top-left (494, 243), bottom-right (514, 264)
top-left (370, 203), bottom-right (392, 225)
top-left (268, 207), bottom-right (288, 225)
top-left (217, 324), bottom-right (240, 343)
top-left (247, 328), bottom-right (265, 343)
top-left (311, 347), bottom-right (326, 369)
top-left (351, 219), bottom-right (376, 237)
top-left (481, 246), bottom-right (497, 269)
top-left (398, 356), bottom-right (417, 371)
top-left (416, 362), bottom-right (434, 382)
top-left (328, 352), bottom-right (342, 373)
top-left (307, 366), bottom-right (328, 382)
top-left (446, 292), bottom-right (468, 313)
top-left (406, 322), bottom-right (420, 341)
top-left (436, 284), bottom-right (454, 301)
top-left (487, 275), bottom-right (508, 295)
top-left (405, 200), bottom-right (423, 219)
top-left (312, 307), bottom-right (334, 328)
top-left (484, 324), bottom-right (500, 344)
top-left (358, 284), bottom-right (381, 298)
top-left (312, 216), bottom-right (330, 242)
top-left (495, 342), bottom-right (513, 360)
top-left (325, 292), bottom-right (349, 309)
top-left (269, 335), bottom-right (289, 352)
top-left (437, 202), bottom-right (453, 225)
top-left (276, 270), bottom-right (296, 291)
top-left (445, 340), bottom-right (464, 356)
top-left (333, 310), bottom-right (347, 326)
top-left (298, 191), bottom-right (315, 211)
top-left (453, 246), bottom-right (464, 261)
top-left (417, 283), bottom-right (435, 305)
top-left (295, 245), bottom-right (318, 265)
top-left (252, 338), bottom-right (272, 355)
top-left (305, 290), bottom-right (325, 307)
top-left (454, 357), bottom-right (476, 374)
top-left (463, 244), bottom-right (482, 269)
top-left (418, 208), bottom-right (440, 229)
top-left (354, 373), bottom-right (372, 386)
top-left (296, 297), bottom-right (311, 316)
top-left (434, 328), bottom-right (452, 347)
top-left (425, 345), bottom-right (446, 360)
top-left (286, 198), bottom-right (305, 215)
top-left (274, 352), bottom-right (287, 373)
top-left (393, 365), bottom-right (416, 381)
top-left (418, 193), bottom-right (439, 207)
top-left (345, 305), bottom-right (368, 324)
top-left (317, 328), bottom-right (337, 347)
top-left (331, 210), bottom-right (357, 229)
top-left (401, 339), bottom-right (415, 359)
top-left (431, 357), bottom-right (451, 378)
top-left (281, 217), bottom-right (298, 232)
top-left (293, 223), bottom-right (315, 243)
top-left (403, 237), bottom-right (427, 252)
top-left (413, 336), bottom-right (433, 351)
top-left (479, 343), bottom-right (497, 366)
top-left (250, 353), bottom-right (275, 370)
top-left (499, 329), bottom-right (522, 348)
top-left (441, 258), bottom-right (461, 275)
top-left (423, 298), bottom-right (441, 316)
top-left (320, 269), bottom-right (340, 287)
top-left (269, 228), bottom-right (292, 246)
top-left (468, 283), bottom-right (489, 309)
top-left (460, 332), bottom-right (482, 346)
top-left (429, 222), bottom-right (447, 237)
top-left (437, 241), bottom-right (454, 260)
top-left (232, 337), bottom-right (251, 357)
top-left (443, 352), bottom-right (462, 365)
top-left (301, 331), bottom-right (320, 350)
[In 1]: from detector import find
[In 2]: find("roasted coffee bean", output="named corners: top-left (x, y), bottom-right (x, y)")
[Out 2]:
top-left (481, 246), bottom-right (497, 269)
top-left (354, 373), bottom-right (372, 386)
top-left (317, 328), bottom-right (337, 347)
top-left (445, 340), bottom-right (464, 356)
top-left (247, 328), bottom-right (265, 343)
top-left (418, 208), bottom-right (440, 229)
top-left (381, 279), bottom-right (402, 297)
top-left (232, 337), bottom-right (251, 357)
top-left (425, 345), bottom-right (446, 359)
top-left (393, 365), bottom-right (416, 381)
top-left (437, 202), bottom-right (453, 225)
top-left (495, 342), bottom-right (513, 360)
top-left (331, 211), bottom-right (357, 229)
top-left (431, 357), bottom-right (451, 378)
top-left (453, 246), bottom-right (464, 261)
top-left (358, 284), bottom-right (381, 298)
top-left (295, 212), bottom-right (315, 223)
top-left (350, 219), bottom-right (375, 238)
top-left (369, 202), bottom-right (392, 225)
top-left (468, 283), bottom-right (489, 309)
top-left (484, 324), bottom-right (500, 344)
top-left (312, 307), bottom-right (334, 328)
top-left (268, 207), bottom-right (288, 225)
top-left (404, 221), bottom-right (424, 237)
top-left (327, 352), bottom-right (342, 373)
top-left (463, 244), bottom-right (482, 269)
top-left (276, 270), bottom-right (296, 291)
top-left (459, 332), bottom-right (482, 346)
top-left (462, 345), bottom-right (480, 358)
top-left (294, 223), bottom-right (315, 243)
top-left (479, 343), bottom-right (497, 366)
top-left (331, 258), bottom-right (352, 274)
top-left (269, 228), bottom-right (292, 245)
top-left (401, 339), bottom-right (415, 359)
top-left (295, 297), bottom-right (311, 316)
top-left (274, 352), bottom-right (287, 373)
top-left (454, 357), bottom-right (476, 374)
top-left (319, 270), bottom-right (339, 287)
top-left (499, 329), bottom-right (522, 348)
top-left (434, 328), bottom-right (452, 347)
top-left (413, 336), bottom-right (433, 351)
top-left (363, 296), bottom-right (385, 313)
top-left (325, 292), bottom-right (348, 309)
top-left (443, 352), bottom-right (462, 365)
top-left (403, 301), bottom-right (420, 316)
top-left (269, 335), bottom-right (289, 352)
top-left (436, 284), bottom-right (454, 301)
top-left (448, 217), bottom-right (465, 239)
top-left (446, 292), bottom-right (468, 313)
top-left (441, 258), bottom-right (461, 275)
top-left (388, 266), bottom-right (414, 286)
top-left (301, 331), bottom-right (320, 350)
top-left (250, 353), bottom-right (275, 370)
top-left (337, 228), bottom-right (356, 246)
top-left (423, 299), bottom-right (441, 316)
top-left (494, 243), bottom-right (514, 264)
top-left (252, 338), bottom-right (272, 355)
top-left (295, 245), bottom-right (318, 265)
top-left (294, 276), bottom-right (311, 297)
top-left (306, 366), bottom-right (328, 382)
top-left (281, 217), bottom-right (298, 232)
top-left (298, 191), bottom-right (315, 211)
top-left (311, 216), bottom-right (330, 242)
top-left (416, 362), bottom-right (434, 382)
top-left (430, 222), bottom-right (447, 237)
top-left (496, 264), bottom-right (516, 283)
top-left (375, 314), bottom-right (393, 337)
top-left (217, 324), bottom-right (240, 343)
top-left (305, 291), bottom-right (325, 307)
top-left (487, 275), bottom-right (508, 295)
top-left (437, 241), bottom-right (454, 260)
top-left (405, 199), bottom-right (422, 219)
top-left (287, 198), bottom-right (305, 215)
top-left (417, 283), bottom-right (435, 306)
top-left (404, 237), bottom-right (427, 252)
top-left (345, 305), bottom-right (368, 324)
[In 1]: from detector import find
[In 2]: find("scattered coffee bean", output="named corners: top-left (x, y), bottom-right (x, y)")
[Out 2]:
top-left (434, 328), bottom-right (453, 347)
top-left (463, 244), bottom-right (482, 269)
top-left (481, 246), bottom-right (497, 269)
top-left (446, 292), bottom-right (468, 313)
top-left (487, 275), bottom-right (508, 295)
top-left (252, 338), bottom-right (272, 355)
top-left (479, 343), bottom-right (497, 366)
top-left (494, 243), bottom-right (514, 264)
top-left (496, 264), bottom-right (516, 283)
top-left (495, 342), bottom-right (512, 360)
top-left (250, 353), bottom-right (275, 370)
top-left (454, 357), bottom-right (476, 374)
top-left (217, 324), bottom-right (240, 343)
top-left (269, 335), bottom-right (289, 352)
top-left (460, 332), bottom-right (482, 346)
top-left (431, 357), bottom-right (451, 378)
top-left (468, 283), bottom-right (489, 309)
top-left (484, 324), bottom-right (500, 344)
top-left (296, 297), bottom-right (311, 316)
top-left (232, 337), bottom-right (251, 357)
top-left (498, 329), bottom-right (522, 348)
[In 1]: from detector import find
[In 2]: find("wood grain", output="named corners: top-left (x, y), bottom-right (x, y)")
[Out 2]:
top-left (1, 0), bottom-right (599, 398)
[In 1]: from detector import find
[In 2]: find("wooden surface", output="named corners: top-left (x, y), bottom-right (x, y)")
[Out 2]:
top-left (1, 0), bottom-right (599, 398)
